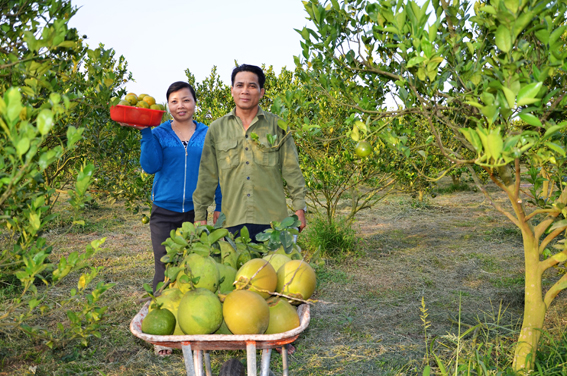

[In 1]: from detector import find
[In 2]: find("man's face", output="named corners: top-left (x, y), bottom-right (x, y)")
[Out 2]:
top-left (231, 71), bottom-right (265, 111)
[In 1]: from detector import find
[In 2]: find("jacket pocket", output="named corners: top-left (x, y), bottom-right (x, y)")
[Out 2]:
top-left (252, 144), bottom-right (278, 167)
top-left (217, 139), bottom-right (239, 169)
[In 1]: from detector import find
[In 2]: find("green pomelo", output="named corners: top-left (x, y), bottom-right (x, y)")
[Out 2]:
top-left (217, 263), bottom-right (237, 294)
top-left (149, 288), bottom-right (184, 335)
top-left (223, 290), bottom-right (269, 334)
top-left (263, 253), bottom-right (292, 275)
top-left (214, 319), bottom-right (233, 335)
top-left (235, 258), bottom-right (277, 299)
top-left (142, 307), bottom-right (176, 335)
top-left (177, 288), bottom-right (222, 335)
top-left (219, 240), bottom-right (238, 269)
top-left (265, 298), bottom-right (300, 334)
top-left (276, 260), bottom-right (317, 302)
top-left (177, 254), bottom-right (220, 293)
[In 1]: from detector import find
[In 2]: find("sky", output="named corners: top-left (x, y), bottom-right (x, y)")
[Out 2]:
top-left (68, 0), bottom-right (312, 104)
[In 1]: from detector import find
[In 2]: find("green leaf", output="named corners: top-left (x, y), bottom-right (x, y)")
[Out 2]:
top-left (208, 228), bottom-right (229, 245)
top-left (166, 267), bottom-right (182, 281)
top-left (487, 133), bottom-right (503, 161)
top-left (406, 56), bottom-right (427, 68)
top-left (501, 87), bottom-right (515, 108)
top-left (549, 219), bottom-right (567, 232)
top-left (16, 137), bottom-right (30, 156)
top-left (143, 283), bottom-right (153, 294)
top-left (277, 119), bottom-right (288, 131)
top-left (518, 113), bottom-right (542, 127)
top-left (37, 109), bottom-right (54, 135)
top-left (459, 128), bottom-right (483, 152)
top-left (513, 11), bottom-right (533, 38)
top-left (543, 124), bottom-right (566, 140)
top-left (495, 25), bottom-right (512, 53)
top-left (6, 88), bottom-right (23, 123)
top-left (351, 123), bottom-right (360, 141)
top-left (545, 142), bottom-right (565, 156)
top-left (480, 5), bottom-right (496, 14)
top-left (517, 82), bottom-right (542, 106)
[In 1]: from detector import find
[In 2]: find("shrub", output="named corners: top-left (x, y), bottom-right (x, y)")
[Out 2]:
top-left (300, 216), bottom-right (361, 259)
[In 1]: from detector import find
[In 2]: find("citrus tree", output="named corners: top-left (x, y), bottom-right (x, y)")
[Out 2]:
top-left (1, 0), bottom-right (119, 349)
top-left (298, 0), bottom-right (567, 370)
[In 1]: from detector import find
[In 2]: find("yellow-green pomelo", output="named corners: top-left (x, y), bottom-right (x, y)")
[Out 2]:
top-left (219, 240), bottom-right (238, 269)
top-left (124, 93), bottom-right (137, 105)
top-left (235, 259), bottom-right (277, 299)
top-left (149, 288), bottom-right (184, 335)
top-left (177, 254), bottom-right (220, 293)
top-left (265, 297), bottom-right (300, 334)
top-left (118, 99), bottom-right (130, 106)
top-left (217, 263), bottom-right (237, 294)
top-left (136, 100), bottom-right (150, 109)
top-left (137, 93), bottom-right (148, 101)
top-left (150, 104), bottom-right (163, 110)
top-left (276, 260), bottom-right (317, 302)
top-left (223, 289), bottom-right (269, 334)
top-left (262, 253), bottom-right (291, 275)
top-left (142, 307), bottom-right (176, 335)
top-left (177, 288), bottom-right (222, 334)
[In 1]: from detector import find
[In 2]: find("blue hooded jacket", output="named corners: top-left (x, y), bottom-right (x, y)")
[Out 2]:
top-left (140, 120), bottom-right (221, 213)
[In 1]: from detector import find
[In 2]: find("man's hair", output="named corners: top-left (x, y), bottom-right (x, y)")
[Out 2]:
top-left (231, 64), bottom-right (266, 89)
top-left (166, 81), bottom-right (197, 102)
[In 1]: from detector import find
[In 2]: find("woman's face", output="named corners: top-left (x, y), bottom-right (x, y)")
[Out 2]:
top-left (167, 88), bottom-right (195, 123)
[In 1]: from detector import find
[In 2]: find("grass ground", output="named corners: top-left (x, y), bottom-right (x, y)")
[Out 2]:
top-left (1, 181), bottom-right (566, 375)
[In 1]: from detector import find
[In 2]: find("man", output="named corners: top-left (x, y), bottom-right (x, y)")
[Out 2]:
top-left (193, 64), bottom-right (306, 240)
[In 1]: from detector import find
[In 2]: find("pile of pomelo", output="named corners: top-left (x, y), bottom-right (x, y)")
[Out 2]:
top-left (142, 244), bottom-right (316, 336)
top-left (118, 92), bottom-right (164, 111)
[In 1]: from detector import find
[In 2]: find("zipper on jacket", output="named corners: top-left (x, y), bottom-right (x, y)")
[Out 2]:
top-left (182, 143), bottom-right (187, 212)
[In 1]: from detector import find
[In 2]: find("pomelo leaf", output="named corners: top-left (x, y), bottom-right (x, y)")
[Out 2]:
top-left (518, 113), bottom-right (542, 127)
top-left (495, 25), bottom-right (512, 52)
top-left (517, 82), bottom-right (542, 106)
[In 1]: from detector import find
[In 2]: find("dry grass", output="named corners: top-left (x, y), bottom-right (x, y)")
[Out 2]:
top-left (1, 180), bottom-right (560, 375)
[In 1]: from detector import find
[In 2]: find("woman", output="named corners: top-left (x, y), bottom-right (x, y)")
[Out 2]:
top-left (137, 81), bottom-right (221, 292)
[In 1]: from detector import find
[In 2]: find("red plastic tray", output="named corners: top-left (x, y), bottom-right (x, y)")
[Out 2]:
top-left (110, 105), bottom-right (165, 127)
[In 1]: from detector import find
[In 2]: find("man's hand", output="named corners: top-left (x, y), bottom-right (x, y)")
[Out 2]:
top-left (295, 209), bottom-right (307, 232)
top-left (195, 220), bottom-right (207, 226)
top-left (213, 211), bottom-right (221, 225)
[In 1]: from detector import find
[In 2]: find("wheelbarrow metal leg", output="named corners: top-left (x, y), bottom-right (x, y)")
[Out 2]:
top-left (282, 345), bottom-right (289, 376)
top-left (260, 349), bottom-right (272, 376)
top-left (246, 341), bottom-right (257, 376)
top-left (194, 350), bottom-right (204, 376)
top-left (204, 351), bottom-right (212, 376)
top-left (182, 343), bottom-right (196, 376)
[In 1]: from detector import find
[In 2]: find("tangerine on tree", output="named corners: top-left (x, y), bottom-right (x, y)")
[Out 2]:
top-left (355, 141), bottom-right (372, 158)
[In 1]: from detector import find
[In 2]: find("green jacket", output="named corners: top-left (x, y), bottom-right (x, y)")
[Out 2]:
top-left (193, 107), bottom-right (306, 227)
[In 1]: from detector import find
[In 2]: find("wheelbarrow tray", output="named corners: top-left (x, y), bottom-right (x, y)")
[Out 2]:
top-left (130, 301), bottom-right (310, 351)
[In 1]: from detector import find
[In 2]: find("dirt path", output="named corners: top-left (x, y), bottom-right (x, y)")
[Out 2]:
top-left (4, 187), bottom-right (562, 375)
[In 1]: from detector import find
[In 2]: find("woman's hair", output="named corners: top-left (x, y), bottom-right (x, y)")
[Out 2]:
top-left (166, 81), bottom-right (197, 102)
top-left (231, 64), bottom-right (265, 89)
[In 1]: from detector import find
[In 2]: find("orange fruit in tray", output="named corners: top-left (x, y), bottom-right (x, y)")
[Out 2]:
top-left (143, 96), bottom-right (156, 106)
top-left (138, 93), bottom-right (148, 101)
top-left (150, 104), bottom-right (164, 110)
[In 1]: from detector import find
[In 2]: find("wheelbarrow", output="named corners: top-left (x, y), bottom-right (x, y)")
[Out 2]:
top-left (130, 301), bottom-right (310, 376)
